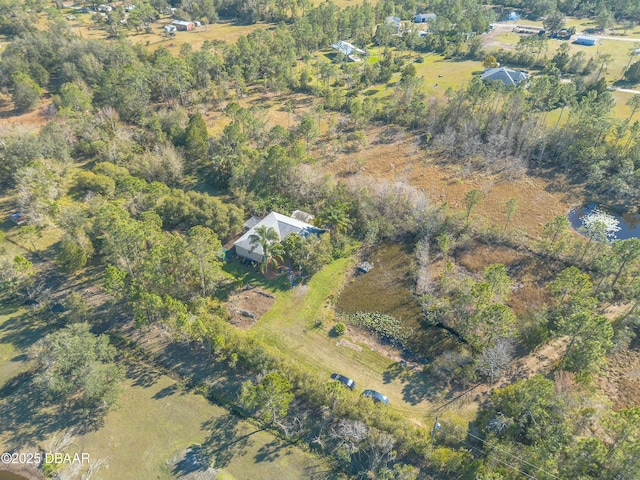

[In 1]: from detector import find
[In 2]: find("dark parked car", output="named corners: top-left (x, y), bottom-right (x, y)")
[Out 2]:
top-left (330, 373), bottom-right (356, 390)
top-left (362, 389), bottom-right (389, 405)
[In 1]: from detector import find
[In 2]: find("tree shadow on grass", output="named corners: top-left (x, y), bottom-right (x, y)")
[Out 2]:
top-left (0, 372), bottom-right (104, 449)
top-left (222, 258), bottom-right (291, 294)
top-left (198, 415), bottom-right (260, 469)
top-left (127, 362), bottom-right (162, 388)
top-left (303, 464), bottom-right (338, 480)
top-left (383, 362), bottom-right (440, 406)
top-left (152, 384), bottom-right (178, 399)
top-left (0, 308), bottom-right (56, 352)
top-left (172, 446), bottom-right (211, 477)
top-left (254, 439), bottom-right (291, 463)
top-left (382, 362), bottom-right (404, 383)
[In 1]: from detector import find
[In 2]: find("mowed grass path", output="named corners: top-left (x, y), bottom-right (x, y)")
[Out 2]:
top-left (251, 258), bottom-right (464, 422)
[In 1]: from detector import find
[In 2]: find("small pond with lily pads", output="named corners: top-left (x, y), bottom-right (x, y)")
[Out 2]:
top-left (336, 243), bottom-right (458, 359)
top-left (568, 204), bottom-right (640, 240)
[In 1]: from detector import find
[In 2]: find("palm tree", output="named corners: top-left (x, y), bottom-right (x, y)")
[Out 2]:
top-left (316, 201), bottom-right (352, 235)
top-left (249, 225), bottom-right (284, 275)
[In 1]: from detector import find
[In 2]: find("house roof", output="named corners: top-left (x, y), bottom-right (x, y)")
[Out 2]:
top-left (575, 35), bottom-right (597, 44)
top-left (331, 41), bottom-right (365, 57)
top-left (480, 67), bottom-right (529, 86)
top-left (243, 215), bottom-right (261, 230)
top-left (414, 13), bottom-right (436, 21)
top-left (172, 20), bottom-right (194, 26)
top-left (234, 212), bottom-right (324, 258)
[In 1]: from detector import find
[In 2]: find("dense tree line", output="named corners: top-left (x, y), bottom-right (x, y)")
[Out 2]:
top-left (1, 3), bottom-right (639, 478)
top-left (493, 0), bottom-right (640, 24)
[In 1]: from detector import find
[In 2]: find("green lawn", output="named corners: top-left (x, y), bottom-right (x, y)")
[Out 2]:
top-left (76, 370), bottom-right (324, 480)
top-left (0, 284), bottom-right (323, 480)
top-left (251, 257), bottom-right (468, 422)
top-left (360, 53), bottom-right (484, 102)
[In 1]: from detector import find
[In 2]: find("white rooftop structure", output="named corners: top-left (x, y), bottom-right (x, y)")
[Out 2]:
top-left (291, 210), bottom-right (315, 223)
top-left (234, 212), bottom-right (325, 263)
top-left (331, 41), bottom-right (365, 59)
top-left (480, 67), bottom-right (529, 86)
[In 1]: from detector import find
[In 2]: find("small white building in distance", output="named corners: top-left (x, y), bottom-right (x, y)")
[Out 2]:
top-left (414, 13), bottom-right (436, 23)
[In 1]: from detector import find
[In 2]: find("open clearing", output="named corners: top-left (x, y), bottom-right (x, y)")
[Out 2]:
top-left (77, 368), bottom-right (324, 480)
top-left (68, 13), bottom-right (270, 54)
top-left (252, 257), bottom-right (477, 421)
top-left (0, 305), bottom-right (323, 480)
top-left (323, 126), bottom-right (583, 236)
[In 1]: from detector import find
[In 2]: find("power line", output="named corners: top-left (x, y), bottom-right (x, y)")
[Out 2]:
top-left (436, 421), bottom-right (562, 480)
top-left (437, 428), bottom-right (540, 480)
top-left (465, 429), bottom-right (562, 480)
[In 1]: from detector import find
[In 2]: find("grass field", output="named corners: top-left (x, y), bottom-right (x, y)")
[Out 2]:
top-left (250, 257), bottom-right (475, 422)
top-left (415, 55), bottom-right (484, 98)
top-left (67, 13), bottom-right (270, 54)
top-left (0, 302), bottom-right (324, 480)
top-left (76, 369), bottom-right (324, 480)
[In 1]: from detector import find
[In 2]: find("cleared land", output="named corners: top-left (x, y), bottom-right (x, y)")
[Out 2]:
top-left (0, 303), bottom-right (324, 480)
top-left (248, 257), bottom-right (477, 422)
top-left (67, 13), bottom-right (270, 54)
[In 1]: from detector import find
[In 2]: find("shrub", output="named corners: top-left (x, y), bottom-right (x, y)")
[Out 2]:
top-left (332, 322), bottom-right (347, 336)
top-left (348, 311), bottom-right (411, 346)
top-left (75, 171), bottom-right (116, 197)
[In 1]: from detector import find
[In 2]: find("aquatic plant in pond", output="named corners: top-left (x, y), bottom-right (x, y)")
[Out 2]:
top-left (581, 207), bottom-right (621, 240)
top-left (568, 204), bottom-right (640, 240)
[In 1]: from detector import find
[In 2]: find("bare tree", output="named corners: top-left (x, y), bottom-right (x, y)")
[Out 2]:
top-left (415, 238), bottom-right (431, 295)
top-left (477, 338), bottom-right (515, 384)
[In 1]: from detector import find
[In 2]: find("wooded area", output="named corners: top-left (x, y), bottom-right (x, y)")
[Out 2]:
top-left (1, 0), bottom-right (639, 478)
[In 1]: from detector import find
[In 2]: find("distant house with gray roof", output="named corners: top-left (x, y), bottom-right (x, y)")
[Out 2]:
top-left (480, 67), bottom-right (529, 87)
top-left (414, 13), bottom-right (436, 23)
top-left (234, 212), bottom-right (325, 263)
top-left (385, 16), bottom-right (401, 33)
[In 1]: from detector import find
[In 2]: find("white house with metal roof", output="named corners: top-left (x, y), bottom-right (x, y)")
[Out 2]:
top-left (331, 41), bottom-right (366, 61)
top-left (234, 212), bottom-right (325, 263)
top-left (480, 67), bottom-right (529, 86)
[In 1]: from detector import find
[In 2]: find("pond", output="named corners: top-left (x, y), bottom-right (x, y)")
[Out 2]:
top-left (336, 243), bottom-right (458, 359)
top-left (568, 204), bottom-right (640, 240)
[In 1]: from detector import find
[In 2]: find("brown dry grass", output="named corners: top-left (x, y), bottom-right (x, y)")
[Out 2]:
top-left (457, 244), bottom-right (523, 272)
top-left (324, 127), bottom-right (584, 236)
top-left (70, 15), bottom-right (270, 54)
top-left (0, 96), bottom-right (52, 128)
top-left (601, 348), bottom-right (640, 410)
top-left (508, 284), bottom-right (550, 317)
